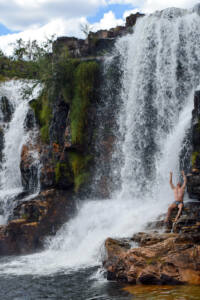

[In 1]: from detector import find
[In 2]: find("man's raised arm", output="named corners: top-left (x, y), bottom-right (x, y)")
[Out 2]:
top-left (181, 170), bottom-right (187, 189)
top-left (169, 171), bottom-right (175, 189)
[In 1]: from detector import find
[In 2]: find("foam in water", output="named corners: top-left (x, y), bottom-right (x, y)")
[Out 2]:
top-left (0, 6), bottom-right (200, 275)
top-left (0, 80), bottom-right (41, 224)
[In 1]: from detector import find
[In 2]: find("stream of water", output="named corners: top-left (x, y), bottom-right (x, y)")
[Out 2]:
top-left (0, 80), bottom-right (41, 224)
top-left (1, 5), bottom-right (200, 300)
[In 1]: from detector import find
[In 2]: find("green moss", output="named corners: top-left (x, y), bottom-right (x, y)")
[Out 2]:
top-left (192, 151), bottom-right (199, 167)
top-left (68, 152), bottom-right (91, 192)
top-left (40, 124), bottom-right (49, 143)
top-left (0, 74), bottom-right (7, 82)
top-left (55, 162), bottom-right (72, 184)
top-left (55, 162), bottom-right (62, 183)
top-left (30, 90), bottom-right (52, 143)
top-left (70, 61), bottom-right (99, 145)
top-left (74, 172), bottom-right (90, 193)
top-left (30, 99), bottom-right (42, 122)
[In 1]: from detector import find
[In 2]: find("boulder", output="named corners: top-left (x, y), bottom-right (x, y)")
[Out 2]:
top-left (0, 189), bottom-right (75, 255)
top-left (104, 232), bottom-right (200, 285)
top-left (104, 201), bottom-right (200, 285)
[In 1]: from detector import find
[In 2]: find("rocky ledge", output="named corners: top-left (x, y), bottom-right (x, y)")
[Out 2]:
top-left (53, 13), bottom-right (145, 59)
top-left (0, 189), bottom-right (75, 255)
top-left (103, 201), bottom-right (200, 285)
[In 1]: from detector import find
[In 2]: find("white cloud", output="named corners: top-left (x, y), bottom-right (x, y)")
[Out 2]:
top-left (0, 0), bottom-right (106, 30)
top-left (0, 11), bottom-right (124, 55)
top-left (0, 0), bottom-right (198, 32)
top-left (141, 0), bottom-right (198, 13)
top-left (0, 17), bottom-right (86, 55)
top-left (92, 11), bottom-right (124, 31)
top-left (107, 0), bottom-right (143, 4)
top-left (107, 0), bottom-right (197, 10)
top-left (123, 8), bottom-right (140, 19)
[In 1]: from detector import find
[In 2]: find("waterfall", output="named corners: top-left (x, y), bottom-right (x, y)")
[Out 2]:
top-left (0, 80), bottom-right (41, 224)
top-left (0, 6), bottom-right (200, 275)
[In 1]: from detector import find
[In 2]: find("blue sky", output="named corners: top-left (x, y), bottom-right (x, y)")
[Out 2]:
top-left (0, 24), bottom-right (13, 35)
top-left (0, 23), bottom-right (19, 35)
top-left (87, 3), bottom-right (134, 23)
top-left (0, 0), bottom-right (197, 54)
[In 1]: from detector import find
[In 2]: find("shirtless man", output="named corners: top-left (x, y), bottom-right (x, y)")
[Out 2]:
top-left (165, 171), bottom-right (187, 223)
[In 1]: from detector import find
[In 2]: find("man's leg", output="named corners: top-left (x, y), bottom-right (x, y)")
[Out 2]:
top-left (165, 203), bottom-right (177, 223)
top-left (174, 203), bottom-right (183, 222)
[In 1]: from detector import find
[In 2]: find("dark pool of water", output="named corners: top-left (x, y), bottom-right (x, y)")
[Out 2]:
top-left (1, 265), bottom-right (200, 300)
top-left (0, 267), bottom-right (131, 300)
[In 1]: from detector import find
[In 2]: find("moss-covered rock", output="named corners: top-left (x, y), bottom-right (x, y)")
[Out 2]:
top-left (30, 90), bottom-right (52, 143)
top-left (68, 152), bottom-right (91, 193)
top-left (70, 61), bottom-right (99, 145)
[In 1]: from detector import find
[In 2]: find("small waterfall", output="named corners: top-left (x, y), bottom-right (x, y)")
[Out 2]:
top-left (0, 6), bottom-right (200, 275)
top-left (0, 80), bottom-right (41, 224)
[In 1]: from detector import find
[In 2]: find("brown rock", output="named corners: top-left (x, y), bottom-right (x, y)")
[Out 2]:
top-left (104, 232), bottom-right (200, 285)
top-left (126, 13), bottom-right (145, 27)
top-left (0, 189), bottom-right (75, 255)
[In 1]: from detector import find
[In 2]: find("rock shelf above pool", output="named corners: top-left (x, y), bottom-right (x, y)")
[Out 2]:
top-left (103, 201), bottom-right (200, 285)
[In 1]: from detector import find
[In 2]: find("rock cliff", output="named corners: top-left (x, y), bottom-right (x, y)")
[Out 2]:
top-left (0, 13), bottom-right (145, 255)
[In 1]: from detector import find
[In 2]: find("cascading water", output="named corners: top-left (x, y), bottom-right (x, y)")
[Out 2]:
top-left (0, 80), bottom-right (41, 224)
top-left (1, 6), bottom-right (200, 277)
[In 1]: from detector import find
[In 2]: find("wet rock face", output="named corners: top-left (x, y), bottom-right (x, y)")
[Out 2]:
top-left (0, 127), bottom-right (4, 162)
top-left (24, 108), bottom-right (35, 130)
top-left (50, 98), bottom-right (69, 147)
top-left (188, 90), bottom-right (200, 198)
top-left (20, 143), bottom-right (40, 192)
top-left (187, 173), bottom-right (200, 199)
top-left (0, 96), bottom-right (13, 122)
top-left (0, 189), bottom-right (75, 255)
top-left (104, 201), bottom-right (200, 285)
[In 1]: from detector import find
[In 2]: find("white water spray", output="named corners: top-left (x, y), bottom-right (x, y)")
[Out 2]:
top-left (0, 7), bottom-right (200, 275)
top-left (0, 80), bottom-right (41, 224)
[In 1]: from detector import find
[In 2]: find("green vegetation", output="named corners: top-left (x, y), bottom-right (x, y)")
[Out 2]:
top-left (0, 37), bottom-right (55, 81)
top-left (0, 38), bottom-right (99, 193)
top-left (192, 151), bottom-right (200, 167)
top-left (70, 61), bottom-right (99, 145)
top-left (30, 91), bottom-right (52, 143)
top-left (55, 162), bottom-right (72, 184)
top-left (0, 74), bottom-right (7, 82)
top-left (68, 152), bottom-right (91, 193)
top-left (54, 58), bottom-right (80, 104)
